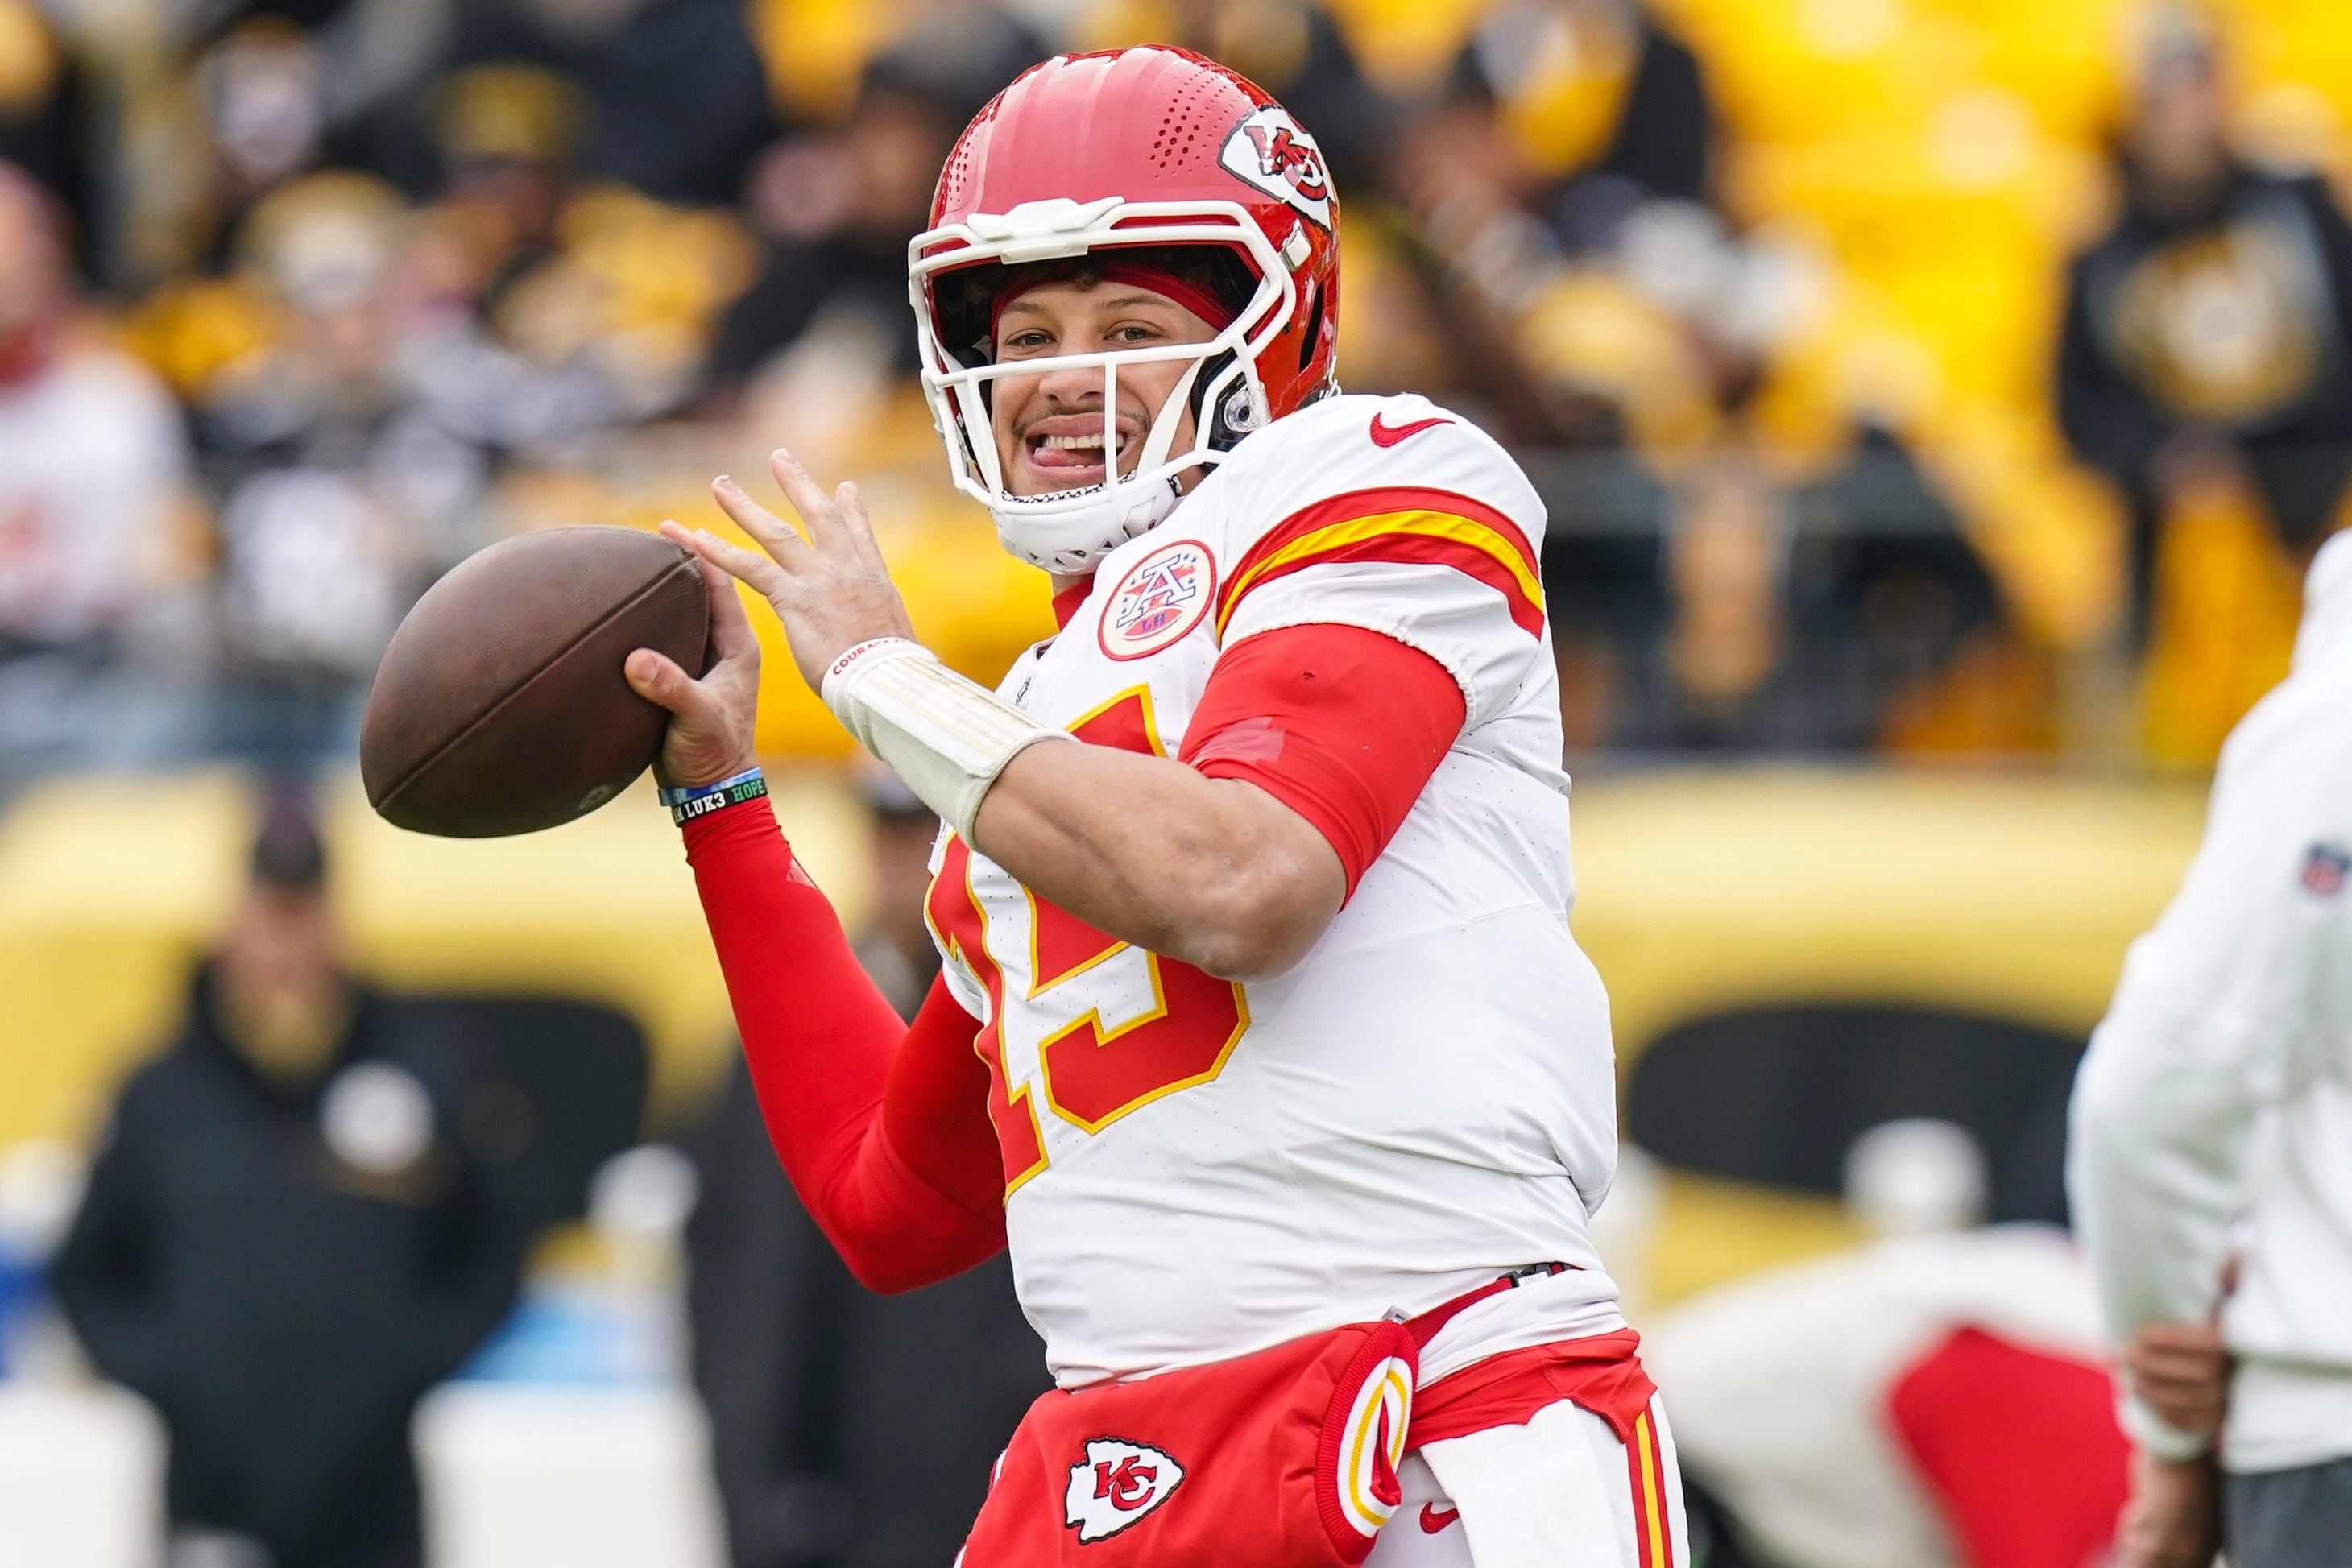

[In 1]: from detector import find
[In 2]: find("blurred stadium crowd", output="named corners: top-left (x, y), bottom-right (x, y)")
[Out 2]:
top-left (6, 0), bottom-right (2352, 1564)
top-left (6, 0), bottom-right (2352, 796)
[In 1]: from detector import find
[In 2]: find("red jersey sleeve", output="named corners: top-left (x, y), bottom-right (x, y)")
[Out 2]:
top-left (1179, 623), bottom-right (1467, 900)
top-left (682, 797), bottom-right (1004, 1293)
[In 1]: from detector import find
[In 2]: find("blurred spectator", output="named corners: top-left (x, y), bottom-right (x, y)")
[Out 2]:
top-left (706, 19), bottom-right (1044, 395)
top-left (1448, 0), bottom-right (1712, 248)
top-left (1781, 428), bottom-right (2030, 755)
top-left (190, 174), bottom-right (443, 767)
top-left (1391, 0), bottom-right (1715, 322)
top-left (1070, 0), bottom-right (1388, 191)
top-left (195, 21), bottom-right (336, 268)
top-left (0, 164), bottom-right (196, 793)
top-left (52, 794), bottom-right (529, 1568)
top-left (0, 0), bottom-right (93, 264)
top-left (684, 768), bottom-right (1048, 1568)
top-left (2057, 14), bottom-right (2352, 636)
top-left (438, 0), bottom-right (775, 206)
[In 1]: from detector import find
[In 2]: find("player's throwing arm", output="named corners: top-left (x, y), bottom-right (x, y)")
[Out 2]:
top-left (625, 450), bottom-right (1347, 982)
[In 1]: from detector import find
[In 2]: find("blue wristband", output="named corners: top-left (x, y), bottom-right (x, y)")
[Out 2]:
top-left (661, 767), bottom-right (768, 825)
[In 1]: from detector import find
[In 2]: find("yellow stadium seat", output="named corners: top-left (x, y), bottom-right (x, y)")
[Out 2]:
top-left (749, 0), bottom-right (902, 121)
top-left (1317, 0), bottom-right (1496, 94)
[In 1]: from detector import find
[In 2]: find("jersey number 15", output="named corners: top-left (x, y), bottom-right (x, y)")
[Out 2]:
top-left (923, 689), bottom-right (1250, 1195)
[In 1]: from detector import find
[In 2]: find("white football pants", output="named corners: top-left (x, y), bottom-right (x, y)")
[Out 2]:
top-left (1367, 1396), bottom-right (1688, 1568)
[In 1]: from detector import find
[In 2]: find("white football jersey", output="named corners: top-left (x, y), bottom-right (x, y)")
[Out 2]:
top-left (925, 393), bottom-right (1625, 1388)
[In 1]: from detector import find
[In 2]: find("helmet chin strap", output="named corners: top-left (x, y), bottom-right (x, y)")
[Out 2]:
top-left (989, 471), bottom-right (1185, 576)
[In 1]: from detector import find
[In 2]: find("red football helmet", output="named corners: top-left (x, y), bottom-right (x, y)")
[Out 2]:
top-left (909, 47), bottom-right (1344, 573)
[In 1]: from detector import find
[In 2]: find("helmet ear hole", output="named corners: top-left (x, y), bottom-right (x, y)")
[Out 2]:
top-left (1195, 349), bottom-right (1266, 451)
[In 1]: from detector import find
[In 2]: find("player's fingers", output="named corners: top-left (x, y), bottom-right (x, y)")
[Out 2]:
top-left (2130, 1374), bottom-right (2221, 1421)
top-left (2129, 1343), bottom-right (2228, 1384)
top-left (2135, 1367), bottom-right (2223, 1405)
top-left (2129, 1335), bottom-right (2221, 1367)
top-left (702, 561), bottom-right (759, 667)
top-left (835, 480), bottom-right (889, 570)
top-left (2147, 1388), bottom-right (2226, 1423)
top-left (768, 447), bottom-right (849, 549)
top-left (684, 523), bottom-right (791, 603)
top-left (2135, 1388), bottom-right (2221, 1429)
top-left (2137, 1322), bottom-right (2226, 1352)
top-left (623, 648), bottom-right (705, 717)
top-left (712, 474), bottom-right (813, 568)
top-left (666, 522), bottom-right (755, 655)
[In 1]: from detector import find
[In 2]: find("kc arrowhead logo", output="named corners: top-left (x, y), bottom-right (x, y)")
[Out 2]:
top-left (1219, 105), bottom-right (1333, 229)
top-left (1065, 1438), bottom-right (1185, 1542)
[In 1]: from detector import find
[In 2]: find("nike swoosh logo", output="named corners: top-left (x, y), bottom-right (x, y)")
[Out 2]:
top-left (1419, 1504), bottom-right (1460, 1533)
top-left (1369, 412), bottom-right (1452, 448)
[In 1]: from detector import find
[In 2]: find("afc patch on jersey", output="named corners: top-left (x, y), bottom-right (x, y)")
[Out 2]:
top-left (1064, 1437), bottom-right (1186, 1541)
top-left (1099, 539), bottom-right (1215, 660)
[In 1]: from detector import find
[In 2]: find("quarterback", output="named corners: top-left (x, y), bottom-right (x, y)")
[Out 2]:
top-left (627, 47), bottom-right (1683, 1567)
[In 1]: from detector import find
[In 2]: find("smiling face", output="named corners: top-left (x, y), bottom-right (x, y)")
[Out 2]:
top-left (988, 279), bottom-right (1220, 497)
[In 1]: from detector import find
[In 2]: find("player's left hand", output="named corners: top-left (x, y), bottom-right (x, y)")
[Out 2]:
top-left (2125, 1321), bottom-right (2231, 1438)
top-left (2117, 1450), bottom-right (2220, 1568)
top-left (686, 447), bottom-right (919, 691)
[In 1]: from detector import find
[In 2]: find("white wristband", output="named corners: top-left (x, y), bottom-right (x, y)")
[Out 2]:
top-left (820, 637), bottom-right (1068, 838)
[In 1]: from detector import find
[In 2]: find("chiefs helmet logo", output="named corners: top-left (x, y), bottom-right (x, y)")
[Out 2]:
top-left (1219, 105), bottom-right (1333, 229)
top-left (1064, 1438), bottom-right (1185, 1541)
top-left (1245, 123), bottom-right (1328, 202)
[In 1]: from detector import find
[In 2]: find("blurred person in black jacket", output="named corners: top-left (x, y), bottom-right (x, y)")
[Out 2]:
top-left (2057, 13), bottom-right (2352, 637)
top-left (52, 796), bottom-right (528, 1568)
top-left (1426, 0), bottom-right (1715, 254)
top-left (685, 769), bottom-right (1049, 1568)
top-left (705, 18), bottom-right (1045, 393)
top-left (209, 0), bottom-right (778, 206)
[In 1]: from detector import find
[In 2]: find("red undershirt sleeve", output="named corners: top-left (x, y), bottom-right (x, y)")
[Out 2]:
top-left (681, 797), bottom-right (1004, 1293)
top-left (1178, 623), bottom-right (1468, 900)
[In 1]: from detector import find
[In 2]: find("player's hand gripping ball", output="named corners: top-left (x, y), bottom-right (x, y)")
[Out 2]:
top-left (361, 527), bottom-right (714, 836)
top-left (623, 449), bottom-right (917, 786)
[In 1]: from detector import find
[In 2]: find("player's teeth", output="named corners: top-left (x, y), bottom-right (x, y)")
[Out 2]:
top-left (1041, 435), bottom-right (1107, 452)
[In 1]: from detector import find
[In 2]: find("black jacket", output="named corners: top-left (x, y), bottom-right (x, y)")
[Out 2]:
top-left (52, 967), bottom-right (528, 1568)
top-left (2059, 163), bottom-right (2352, 549)
top-left (685, 1062), bottom-right (1051, 1568)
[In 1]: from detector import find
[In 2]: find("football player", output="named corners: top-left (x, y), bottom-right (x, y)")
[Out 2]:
top-left (627, 47), bottom-right (1683, 1567)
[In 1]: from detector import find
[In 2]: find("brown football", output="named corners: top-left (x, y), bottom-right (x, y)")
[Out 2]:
top-left (361, 527), bottom-right (709, 837)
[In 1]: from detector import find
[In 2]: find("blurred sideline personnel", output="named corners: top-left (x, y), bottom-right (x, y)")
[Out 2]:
top-left (685, 767), bottom-right (1050, 1568)
top-left (53, 793), bottom-right (527, 1568)
top-left (2071, 527), bottom-right (2352, 1568)
top-left (1650, 1121), bottom-right (2128, 1568)
top-left (629, 46), bottom-right (1681, 1567)
top-left (2056, 14), bottom-right (2352, 635)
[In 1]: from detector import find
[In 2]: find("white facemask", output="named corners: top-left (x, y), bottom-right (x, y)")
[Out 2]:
top-left (909, 198), bottom-right (1294, 574)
